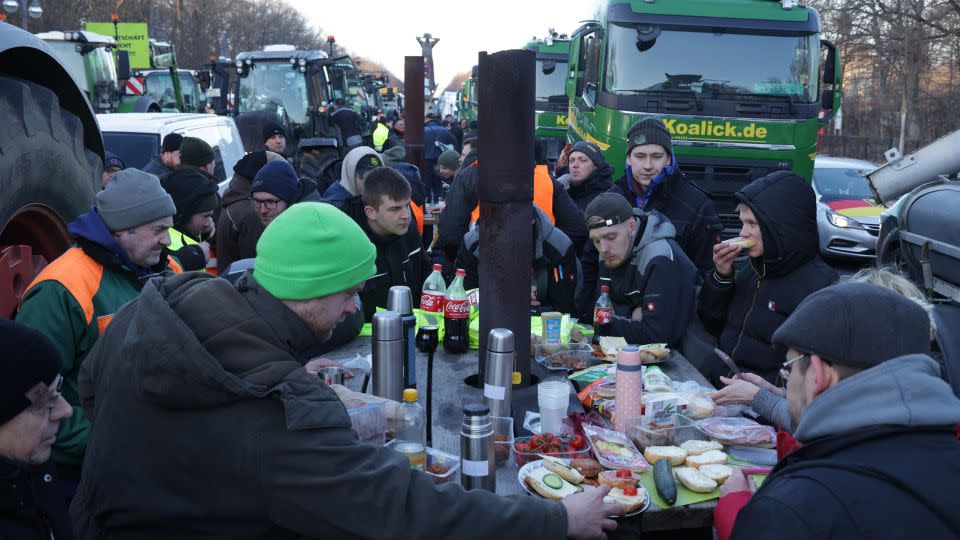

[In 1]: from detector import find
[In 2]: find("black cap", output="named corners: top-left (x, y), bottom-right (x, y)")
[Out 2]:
top-left (355, 154), bottom-right (383, 176)
top-left (263, 120), bottom-right (284, 142)
top-left (0, 320), bottom-right (63, 425)
top-left (161, 133), bottom-right (184, 153)
top-left (773, 282), bottom-right (931, 370)
top-left (160, 168), bottom-right (220, 229)
top-left (584, 193), bottom-right (635, 230)
top-left (626, 118), bottom-right (673, 157)
top-left (103, 151), bottom-right (125, 171)
top-left (569, 141), bottom-right (607, 167)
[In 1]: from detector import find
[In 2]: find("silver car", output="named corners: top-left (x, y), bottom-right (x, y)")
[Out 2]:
top-left (813, 156), bottom-right (883, 260)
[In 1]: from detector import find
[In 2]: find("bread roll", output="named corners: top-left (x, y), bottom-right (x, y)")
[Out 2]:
top-left (542, 456), bottom-right (585, 484)
top-left (674, 466), bottom-right (718, 493)
top-left (727, 237), bottom-right (757, 249)
top-left (699, 464), bottom-right (733, 486)
top-left (603, 487), bottom-right (647, 513)
top-left (680, 440), bottom-right (723, 456)
top-left (685, 394), bottom-right (716, 420)
top-left (524, 466), bottom-right (579, 500)
top-left (642, 446), bottom-right (687, 466)
top-left (598, 469), bottom-right (640, 489)
top-left (685, 449), bottom-right (729, 468)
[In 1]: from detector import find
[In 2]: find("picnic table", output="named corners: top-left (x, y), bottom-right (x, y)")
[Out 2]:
top-left (335, 337), bottom-right (717, 536)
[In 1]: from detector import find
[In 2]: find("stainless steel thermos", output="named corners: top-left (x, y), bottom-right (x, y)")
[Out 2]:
top-left (387, 286), bottom-right (417, 389)
top-left (460, 403), bottom-right (496, 492)
top-left (371, 311), bottom-right (403, 402)
top-left (483, 328), bottom-right (514, 419)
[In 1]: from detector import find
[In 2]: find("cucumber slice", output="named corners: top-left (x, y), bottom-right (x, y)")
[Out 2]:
top-left (543, 473), bottom-right (564, 490)
top-left (575, 483), bottom-right (584, 493)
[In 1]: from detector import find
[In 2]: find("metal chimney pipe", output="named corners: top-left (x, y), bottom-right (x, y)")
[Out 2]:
top-left (403, 55), bottom-right (425, 174)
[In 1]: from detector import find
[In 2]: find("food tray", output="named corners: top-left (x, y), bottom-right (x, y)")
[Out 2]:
top-left (535, 343), bottom-right (607, 371)
top-left (517, 459), bottom-right (650, 517)
top-left (513, 434), bottom-right (590, 467)
top-left (386, 441), bottom-right (460, 484)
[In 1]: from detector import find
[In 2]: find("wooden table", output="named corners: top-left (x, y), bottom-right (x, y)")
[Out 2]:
top-left (334, 338), bottom-right (716, 535)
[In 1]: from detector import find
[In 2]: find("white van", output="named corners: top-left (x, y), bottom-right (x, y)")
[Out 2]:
top-left (97, 113), bottom-right (246, 183)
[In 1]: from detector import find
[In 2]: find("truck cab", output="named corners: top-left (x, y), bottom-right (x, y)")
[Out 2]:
top-left (566, 0), bottom-right (842, 235)
top-left (131, 69), bottom-right (206, 113)
top-left (524, 31), bottom-right (571, 164)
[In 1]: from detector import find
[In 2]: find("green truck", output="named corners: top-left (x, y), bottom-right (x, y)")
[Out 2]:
top-left (566, 0), bottom-right (841, 234)
top-left (36, 30), bottom-right (160, 113)
top-left (459, 65), bottom-right (478, 124)
top-left (524, 31), bottom-right (571, 163)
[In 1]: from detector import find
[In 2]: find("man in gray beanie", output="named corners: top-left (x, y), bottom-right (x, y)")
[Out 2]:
top-left (725, 282), bottom-right (960, 539)
top-left (15, 168), bottom-right (179, 496)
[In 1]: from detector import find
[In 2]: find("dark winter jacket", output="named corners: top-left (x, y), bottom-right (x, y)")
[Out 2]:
top-left (434, 152), bottom-right (588, 273)
top-left (71, 272), bottom-right (566, 539)
top-left (731, 355), bottom-right (960, 540)
top-left (458, 208), bottom-right (581, 315)
top-left (354, 215), bottom-right (430, 321)
top-left (141, 155), bottom-right (173, 177)
top-left (423, 120), bottom-right (458, 160)
top-left (0, 460), bottom-right (73, 540)
top-left (447, 121), bottom-right (464, 148)
top-left (330, 106), bottom-right (364, 149)
top-left (609, 156), bottom-right (722, 272)
top-left (555, 160), bottom-right (615, 213)
top-left (591, 211), bottom-right (700, 347)
top-left (699, 171), bottom-right (838, 385)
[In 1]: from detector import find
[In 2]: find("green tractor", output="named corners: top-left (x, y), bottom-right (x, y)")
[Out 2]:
top-left (128, 68), bottom-right (207, 113)
top-left (566, 0), bottom-right (842, 235)
top-left (524, 29), bottom-right (571, 164)
top-left (36, 30), bottom-right (160, 113)
top-left (459, 64), bottom-right (478, 124)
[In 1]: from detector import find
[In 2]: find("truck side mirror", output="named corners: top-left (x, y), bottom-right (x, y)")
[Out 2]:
top-left (116, 50), bottom-right (131, 81)
top-left (820, 40), bottom-right (837, 85)
top-left (821, 89), bottom-right (834, 111)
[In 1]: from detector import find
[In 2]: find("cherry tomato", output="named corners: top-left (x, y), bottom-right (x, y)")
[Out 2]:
top-left (542, 432), bottom-right (555, 439)
top-left (529, 436), bottom-right (543, 449)
top-left (623, 485), bottom-right (638, 497)
top-left (615, 468), bottom-right (632, 478)
top-left (568, 435), bottom-right (585, 450)
top-left (515, 443), bottom-right (530, 453)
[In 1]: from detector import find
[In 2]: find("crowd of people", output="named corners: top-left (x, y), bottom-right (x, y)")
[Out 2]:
top-left (3, 105), bottom-right (958, 540)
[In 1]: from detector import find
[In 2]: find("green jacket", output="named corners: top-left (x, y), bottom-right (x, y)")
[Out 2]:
top-left (72, 271), bottom-right (567, 539)
top-left (15, 212), bottom-right (181, 466)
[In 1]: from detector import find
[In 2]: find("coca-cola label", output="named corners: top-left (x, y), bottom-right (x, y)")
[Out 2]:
top-left (595, 307), bottom-right (613, 324)
top-left (444, 299), bottom-right (470, 319)
top-left (420, 291), bottom-right (444, 313)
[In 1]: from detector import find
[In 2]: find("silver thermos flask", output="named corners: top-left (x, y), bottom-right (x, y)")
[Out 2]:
top-left (371, 311), bottom-right (403, 402)
top-left (460, 403), bottom-right (496, 492)
top-left (387, 286), bottom-right (417, 389)
top-left (483, 328), bottom-right (514, 419)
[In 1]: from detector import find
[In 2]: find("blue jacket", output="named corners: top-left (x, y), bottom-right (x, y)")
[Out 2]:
top-left (423, 120), bottom-right (457, 160)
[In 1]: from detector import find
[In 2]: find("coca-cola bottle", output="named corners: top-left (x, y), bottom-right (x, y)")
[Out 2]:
top-left (592, 285), bottom-right (613, 344)
top-left (420, 264), bottom-right (447, 331)
top-left (443, 268), bottom-right (469, 354)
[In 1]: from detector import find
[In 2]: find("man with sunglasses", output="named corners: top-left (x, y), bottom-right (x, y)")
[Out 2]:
top-left (0, 320), bottom-right (74, 539)
top-left (725, 282), bottom-right (960, 540)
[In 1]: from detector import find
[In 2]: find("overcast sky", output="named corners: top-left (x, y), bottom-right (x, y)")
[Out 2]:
top-left (287, 0), bottom-right (602, 94)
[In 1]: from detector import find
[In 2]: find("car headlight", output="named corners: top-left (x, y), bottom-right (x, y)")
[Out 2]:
top-left (828, 212), bottom-right (864, 229)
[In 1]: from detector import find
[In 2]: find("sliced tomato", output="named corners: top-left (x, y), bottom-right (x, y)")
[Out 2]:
top-left (623, 485), bottom-right (638, 497)
top-left (615, 468), bottom-right (632, 478)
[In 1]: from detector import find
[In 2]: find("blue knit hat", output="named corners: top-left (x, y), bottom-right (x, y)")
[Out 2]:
top-left (251, 160), bottom-right (300, 203)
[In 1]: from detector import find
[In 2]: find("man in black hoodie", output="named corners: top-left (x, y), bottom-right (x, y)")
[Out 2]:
top-left (555, 141), bottom-right (614, 212)
top-left (698, 171), bottom-right (838, 385)
top-left (352, 168), bottom-right (430, 320)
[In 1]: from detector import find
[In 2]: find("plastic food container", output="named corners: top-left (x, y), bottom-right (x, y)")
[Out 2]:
top-left (512, 434), bottom-right (590, 467)
top-left (624, 414), bottom-right (708, 450)
top-left (491, 416), bottom-right (514, 467)
top-left (534, 343), bottom-right (601, 371)
top-left (386, 441), bottom-right (461, 485)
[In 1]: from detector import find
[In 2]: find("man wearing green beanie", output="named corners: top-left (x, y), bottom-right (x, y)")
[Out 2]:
top-left (73, 202), bottom-right (619, 539)
top-left (177, 136), bottom-right (216, 179)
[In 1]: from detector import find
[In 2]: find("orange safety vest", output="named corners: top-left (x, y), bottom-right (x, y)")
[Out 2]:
top-left (20, 247), bottom-right (182, 335)
top-left (470, 163), bottom-right (555, 224)
top-left (410, 201), bottom-right (424, 235)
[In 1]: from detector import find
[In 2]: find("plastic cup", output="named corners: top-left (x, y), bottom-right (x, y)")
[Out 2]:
top-left (538, 380), bottom-right (570, 433)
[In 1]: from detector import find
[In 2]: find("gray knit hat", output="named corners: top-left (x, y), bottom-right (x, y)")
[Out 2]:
top-left (96, 169), bottom-right (177, 232)
top-left (438, 149), bottom-right (460, 171)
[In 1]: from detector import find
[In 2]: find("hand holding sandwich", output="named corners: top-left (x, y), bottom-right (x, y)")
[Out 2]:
top-left (713, 237), bottom-right (756, 278)
top-left (563, 484), bottom-right (625, 539)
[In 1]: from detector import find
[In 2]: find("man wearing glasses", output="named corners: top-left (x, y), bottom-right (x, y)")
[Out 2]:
top-left (723, 282), bottom-right (960, 539)
top-left (249, 160), bottom-right (321, 227)
top-left (0, 320), bottom-right (74, 539)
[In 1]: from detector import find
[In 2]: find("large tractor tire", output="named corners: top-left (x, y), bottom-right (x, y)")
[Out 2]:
top-left (0, 75), bottom-right (100, 318)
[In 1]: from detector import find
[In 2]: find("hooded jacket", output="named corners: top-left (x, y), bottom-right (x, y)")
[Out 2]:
top-left (592, 211), bottom-right (699, 346)
top-left (731, 355), bottom-right (960, 540)
top-left (458, 207), bottom-right (581, 315)
top-left (699, 171), bottom-right (838, 384)
top-left (608, 156), bottom-right (722, 272)
top-left (323, 146), bottom-right (382, 210)
top-left (556, 159), bottom-right (615, 213)
top-left (0, 460), bottom-right (73, 540)
top-left (216, 151), bottom-right (285, 273)
top-left (15, 208), bottom-right (179, 466)
top-left (71, 272), bottom-right (566, 539)
top-left (353, 211), bottom-right (430, 321)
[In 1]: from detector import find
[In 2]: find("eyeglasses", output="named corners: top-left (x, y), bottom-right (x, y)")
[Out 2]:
top-left (779, 353), bottom-right (807, 381)
top-left (249, 197), bottom-right (281, 211)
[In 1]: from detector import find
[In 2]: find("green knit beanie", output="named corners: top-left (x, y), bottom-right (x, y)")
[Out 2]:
top-left (254, 202), bottom-right (376, 299)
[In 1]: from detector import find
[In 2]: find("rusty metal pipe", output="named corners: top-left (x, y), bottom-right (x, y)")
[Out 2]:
top-left (403, 56), bottom-right (425, 173)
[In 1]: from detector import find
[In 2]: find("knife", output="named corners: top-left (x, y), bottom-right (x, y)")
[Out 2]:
top-left (714, 348), bottom-right (741, 377)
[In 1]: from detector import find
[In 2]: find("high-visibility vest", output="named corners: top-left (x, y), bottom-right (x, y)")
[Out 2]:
top-left (410, 201), bottom-right (424, 235)
top-left (470, 164), bottom-right (555, 224)
top-left (169, 228), bottom-right (218, 276)
top-left (372, 123), bottom-right (390, 152)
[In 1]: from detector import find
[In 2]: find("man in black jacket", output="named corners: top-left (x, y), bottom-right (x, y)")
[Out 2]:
top-left (329, 98), bottom-right (364, 153)
top-left (698, 171), bottom-right (837, 385)
top-left (0, 320), bottom-right (74, 540)
top-left (142, 133), bottom-right (182, 177)
top-left (585, 193), bottom-right (699, 347)
top-left (729, 282), bottom-right (960, 540)
top-left (422, 114), bottom-right (458, 201)
top-left (555, 141), bottom-right (614, 212)
top-left (458, 207), bottom-right (581, 315)
top-left (353, 168), bottom-right (430, 320)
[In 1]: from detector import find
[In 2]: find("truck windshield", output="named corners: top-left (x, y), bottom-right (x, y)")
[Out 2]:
top-left (44, 40), bottom-right (88, 90)
top-left (536, 59), bottom-right (568, 102)
top-left (87, 46), bottom-right (118, 87)
top-left (605, 23), bottom-right (819, 102)
top-left (238, 61), bottom-right (309, 123)
top-left (144, 72), bottom-right (201, 111)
